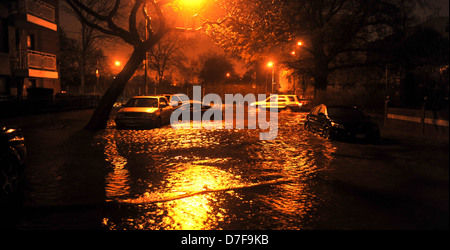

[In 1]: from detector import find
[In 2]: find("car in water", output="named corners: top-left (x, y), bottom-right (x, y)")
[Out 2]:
top-left (164, 93), bottom-right (214, 120)
top-left (0, 125), bottom-right (26, 208)
top-left (305, 104), bottom-right (380, 143)
top-left (250, 94), bottom-right (303, 111)
top-left (115, 96), bottom-right (173, 129)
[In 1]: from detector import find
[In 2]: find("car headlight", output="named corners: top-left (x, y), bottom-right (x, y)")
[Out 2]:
top-left (331, 122), bottom-right (345, 129)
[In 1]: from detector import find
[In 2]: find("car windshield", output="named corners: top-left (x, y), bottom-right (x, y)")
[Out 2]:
top-left (327, 107), bottom-right (366, 118)
top-left (175, 94), bottom-right (190, 102)
top-left (125, 98), bottom-right (159, 108)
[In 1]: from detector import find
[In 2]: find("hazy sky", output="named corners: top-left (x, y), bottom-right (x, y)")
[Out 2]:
top-left (59, 0), bottom-right (449, 74)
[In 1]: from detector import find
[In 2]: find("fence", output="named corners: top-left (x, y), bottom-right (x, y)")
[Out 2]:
top-left (0, 95), bottom-right (100, 118)
top-left (385, 104), bottom-right (449, 138)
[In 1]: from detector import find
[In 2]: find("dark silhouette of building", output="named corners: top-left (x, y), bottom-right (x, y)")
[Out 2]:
top-left (0, 0), bottom-right (59, 99)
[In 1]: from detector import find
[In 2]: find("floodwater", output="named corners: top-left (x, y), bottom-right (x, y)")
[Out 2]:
top-left (10, 109), bottom-right (446, 230)
top-left (97, 111), bottom-right (337, 230)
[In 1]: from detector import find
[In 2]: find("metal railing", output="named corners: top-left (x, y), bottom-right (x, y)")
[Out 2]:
top-left (25, 0), bottom-right (56, 23)
top-left (11, 49), bottom-right (57, 71)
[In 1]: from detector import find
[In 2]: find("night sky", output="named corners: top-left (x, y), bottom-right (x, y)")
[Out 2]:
top-left (58, 0), bottom-right (449, 72)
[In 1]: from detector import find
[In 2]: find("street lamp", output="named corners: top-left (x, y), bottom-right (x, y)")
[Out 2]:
top-left (95, 68), bottom-right (99, 94)
top-left (178, 0), bottom-right (206, 9)
top-left (267, 61), bottom-right (275, 93)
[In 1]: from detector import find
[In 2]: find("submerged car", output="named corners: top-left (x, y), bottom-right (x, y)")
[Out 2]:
top-left (0, 125), bottom-right (26, 207)
top-left (115, 96), bottom-right (173, 129)
top-left (305, 104), bottom-right (380, 143)
top-left (164, 93), bottom-right (214, 120)
top-left (250, 94), bottom-right (303, 111)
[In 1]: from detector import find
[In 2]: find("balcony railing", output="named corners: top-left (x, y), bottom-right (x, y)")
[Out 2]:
top-left (11, 49), bottom-right (57, 72)
top-left (25, 0), bottom-right (56, 23)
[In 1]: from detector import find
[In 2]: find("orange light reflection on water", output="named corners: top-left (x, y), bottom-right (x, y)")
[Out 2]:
top-left (98, 110), bottom-right (337, 230)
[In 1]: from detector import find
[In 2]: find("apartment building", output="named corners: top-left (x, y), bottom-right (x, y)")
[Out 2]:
top-left (0, 0), bottom-right (59, 98)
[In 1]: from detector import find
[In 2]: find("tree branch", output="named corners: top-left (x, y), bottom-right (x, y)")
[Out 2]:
top-left (65, 0), bottom-right (142, 45)
top-left (129, 0), bottom-right (144, 43)
top-left (142, 3), bottom-right (154, 36)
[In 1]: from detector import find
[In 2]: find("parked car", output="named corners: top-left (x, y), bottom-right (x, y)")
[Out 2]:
top-left (250, 94), bottom-right (303, 111)
top-left (0, 125), bottom-right (26, 207)
top-left (164, 93), bottom-right (214, 120)
top-left (115, 96), bottom-right (173, 129)
top-left (305, 104), bottom-right (380, 143)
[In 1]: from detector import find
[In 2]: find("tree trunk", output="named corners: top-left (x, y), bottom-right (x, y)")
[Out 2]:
top-left (313, 61), bottom-right (329, 104)
top-left (84, 45), bottom-right (147, 131)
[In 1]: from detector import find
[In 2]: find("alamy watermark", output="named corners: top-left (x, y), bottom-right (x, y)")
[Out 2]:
top-left (170, 86), bottom-right (278, 140)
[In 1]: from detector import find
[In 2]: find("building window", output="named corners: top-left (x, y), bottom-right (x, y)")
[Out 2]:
top-left (27, 34), bottom-right (35, 50)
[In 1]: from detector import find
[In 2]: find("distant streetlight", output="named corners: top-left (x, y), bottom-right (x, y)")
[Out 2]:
top-left (95, 68), bottom-right (99, 94)
top-left (267, 61), bottom-right (275, 93)
top-left (297, 41), bottom-right (302, 46)
top-left (115, 60), bottom-right (121, 67)
top-left (226, 73), bottom-right (231, 78)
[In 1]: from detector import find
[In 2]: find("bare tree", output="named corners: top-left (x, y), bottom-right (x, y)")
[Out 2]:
top-left (147, 32), bottom-right (192, 92)
top-left (62, 0), bottom-right (112, 95)
top-left (65, 0), bottom-right (210, 130)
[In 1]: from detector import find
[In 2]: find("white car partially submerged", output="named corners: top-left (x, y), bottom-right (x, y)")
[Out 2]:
top-left (250, 95), bottom-right (303, 111)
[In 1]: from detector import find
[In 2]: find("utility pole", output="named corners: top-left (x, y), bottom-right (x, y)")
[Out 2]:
top-left (144, 10), bottom-right (148, 96)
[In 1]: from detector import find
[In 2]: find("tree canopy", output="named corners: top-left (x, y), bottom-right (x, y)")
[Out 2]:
top-left (207, 0), bottom-right (431, 95)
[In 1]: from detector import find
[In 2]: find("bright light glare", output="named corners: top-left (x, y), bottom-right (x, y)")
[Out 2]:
top-left (177, 0), bottom-right (206, 9)
top-left (267, 62), bottom-right (274, 67)
top-left (115, 61), bottom-right (121, 67)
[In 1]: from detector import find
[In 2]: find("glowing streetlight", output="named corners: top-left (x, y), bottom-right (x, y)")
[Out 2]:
top-left (177, 0), bottom-right (206, 10)
top-left (267, 61), bottom-right (275, 93)
top-left (297, 41), bottom-right (302, 46)
top-left (114, 60), bottom-right (121, 67)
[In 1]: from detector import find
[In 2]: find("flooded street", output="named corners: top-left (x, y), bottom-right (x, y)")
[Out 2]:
top-left (98, 111), bottom-right (336, 230)
top-left (2, 109), bottom-right (448, 230)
